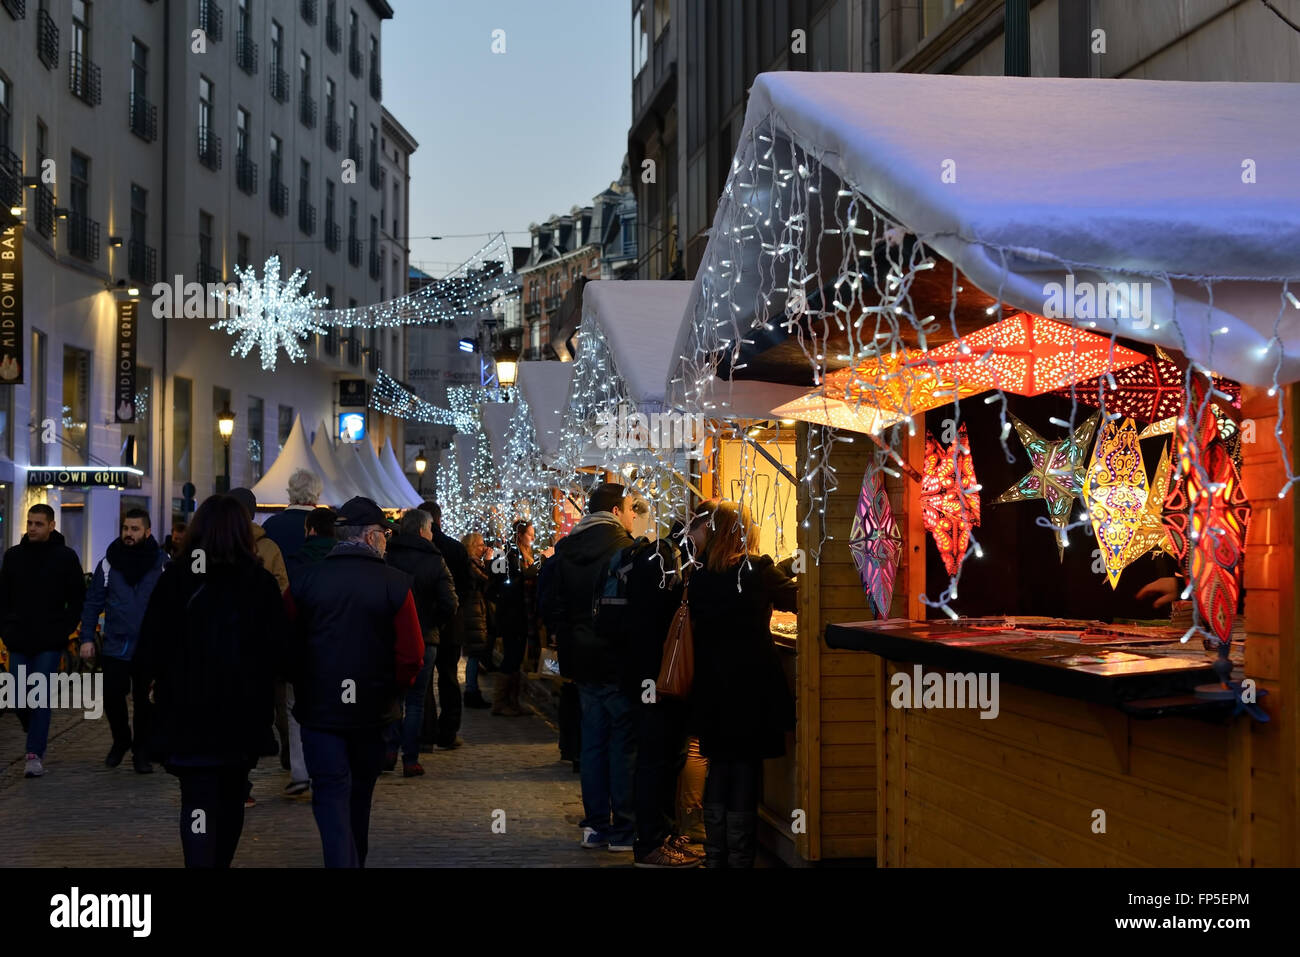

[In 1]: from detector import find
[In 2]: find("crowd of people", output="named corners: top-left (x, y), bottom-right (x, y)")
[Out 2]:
top-left (2, 469), bottom-right (802, 870)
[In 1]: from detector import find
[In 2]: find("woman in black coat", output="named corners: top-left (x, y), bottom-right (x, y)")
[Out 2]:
top-left (136, 495), bottom-right (288, 868)
top-left (688, 501), bottom-right (797, 869)
top-left (492, 520), bottom-right (539, 717)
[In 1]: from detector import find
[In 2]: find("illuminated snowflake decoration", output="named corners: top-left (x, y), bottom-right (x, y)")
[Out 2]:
top-left (211, 256), bottom-right (330, 371)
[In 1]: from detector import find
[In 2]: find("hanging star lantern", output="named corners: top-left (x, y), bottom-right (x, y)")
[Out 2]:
top-left (925, 313), bottom-right (1146, 396)
top-left (993, 412), bottom-right (1099, 559)
top-left (212, 255), bottom-right (330, 371)
top-left (920, 424), bottom-right (980, 577)
top-left (1051, 348), bottom-right (1184, 422)
top-left (1083, 417), bottom-right (1149, 588)
top-left (1121, 442), bottom-right (1176, 566)
top-left (1161, 388), bottom-right (1251, 645)
top-left (848, 468), bottom-right (904, 616)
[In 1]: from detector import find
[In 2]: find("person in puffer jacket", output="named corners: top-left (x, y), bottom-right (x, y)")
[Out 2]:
top-left (79, 508), bottom-right (169, 773)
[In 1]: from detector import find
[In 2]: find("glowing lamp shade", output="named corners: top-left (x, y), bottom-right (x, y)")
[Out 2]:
top-left (414, 450), bottom-right (427, 475)
top-left (496, 358), bottom-right (518, 388)
top-left (1082, 417), bottom-right (1149, 588)
top-left (1058, 347), bottom-right (1243, 425)
top-left (847, 468), bottom-right (903, 617)
top-left (770, 350), bottom-right (981, 435)
top-left (1122, 442), bottom-right (1176, 566)
top-left (993, 413), bottom-right (1099, 559)
top-left (926, 313), bottom-right (1147, 396)
top-left (217, 405), bottom-right (236, 440)
top-left (920, 423), bottom-right (980, 577)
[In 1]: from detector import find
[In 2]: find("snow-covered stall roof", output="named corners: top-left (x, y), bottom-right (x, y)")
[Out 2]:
top-left (310, 422), bottom-right (364, 504)
top-left (480, 402), bottom-right (516, 466)
top-left (251, 416), bottom-right (351, 507)
top-left (672, 72), bottom-right (1300, 394)
top-left (379, 438), bottom-right (423, 508)
top-left (516, 360), bottom-right (576, 467)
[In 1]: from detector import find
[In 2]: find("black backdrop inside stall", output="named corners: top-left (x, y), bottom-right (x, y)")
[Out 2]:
top-left (921, 394), bottom-right (1177, 622)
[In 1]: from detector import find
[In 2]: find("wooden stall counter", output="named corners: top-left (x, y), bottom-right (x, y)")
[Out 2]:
top-left (827, 618), bottom-right (1274, 867)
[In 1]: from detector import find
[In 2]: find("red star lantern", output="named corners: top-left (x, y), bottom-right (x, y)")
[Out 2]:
top-left (921, 423), bottom-right (981, 577)
top-left (1161, 384), bottom-right (1251, 645)
top-left (926, 313), bottom-right (1146, 396)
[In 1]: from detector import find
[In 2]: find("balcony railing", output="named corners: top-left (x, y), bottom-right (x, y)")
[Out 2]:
top-left (523, 301), bottom-right (541, 319)
top-left (300, 0), bottom-right (317, 24)
top-left (127, 239), bottom-right (157, 285)
top-left (325, 16), bottom-right (341, 52)
top-left (368, 163), bottom-right (381, 189)
top-left (269, 181), bottom-right (289, 217)
top-left (324, 220), bottom-right (340, 251)
top-left (37, 7), bottom-right (58, 69)
top-left (198, 0), bottom-right (223, 42)
top-left (347, 235), bottom-right (361, 266)
top-left (196, 260), bottom-right (222, 284)
top-left (236, 30), bottom-right (258, 74)
top-left (270, 65), bottom-right (289, 103)
top-left (68, 51), bottom-right (102, 106)
top-left (197, 126), bottom-right (222, 170)
top-left (299, 199), bottom-right (316, 235)
top-left (0, 147), bottom-right (21, 211)
top-left (236, 152), bottom-right (258, 194)
top-left (369, 69), bottom-right (381, 101)
top-left (368, 249), bottom-right (381, 280)
top-left (34, 183), bottom-right (55, 239)
top-left (347, 139), bottom-right (362, 172)
top-left (544, 294), bottom-right (562, 311)
top-left (325, 116), bottom-right (340, 151)
top-left (67, 210), bottom-right (100, 261)
top-left (299, 90), bottom-right (317, 128)
top-left (129, 93), bottom-right (157, 142)
top-left (2, 0), bottom-right (25, 19)
top-left (348, 46), bottom-right (362, 77)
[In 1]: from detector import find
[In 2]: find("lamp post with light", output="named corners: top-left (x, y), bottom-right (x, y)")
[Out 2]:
top-left (217, 405), bottom-right (236, 493)
top-left (415, 449), bottom-right (427, 496)
top-left (494, 344), bottom-right (519, 401)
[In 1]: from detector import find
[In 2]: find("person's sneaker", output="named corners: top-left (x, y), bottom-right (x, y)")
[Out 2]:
top-left (580, 827), bottom-right (607, 849)
top-left (105, 743), bottom-right (129, 768)
top-left (435, 737), bottom-right (464, 751)
top-left (23, 754), bottom-right (45, 778)
top-left (133, 755), bottom-right (154, 774)
top-left (635, 842), bottom-right (702, 868)
top-left (463, 690), bottom-right (491, 709)
top-left (668, 833), bottom-right (704, 858)
top-left (245, 796), bottom-right (257, 808)
top-left (383, 751), bottom-right (398, 772)
top-left (403, 762), bottom-right (425, 778)
top-left (607, 836), bottom-right (635, 853)
top-left (283, 780), bottom-right (310, 797)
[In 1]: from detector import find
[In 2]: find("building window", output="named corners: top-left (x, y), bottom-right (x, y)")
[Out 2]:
top-left (213, 386), bottom-right (232, 490)
top-left (633, 2), bottom-right (648, 73)
top-left (121, 365), bottom-right (151, 476)
top-left (247, 395), bottom-right (264, 483)
top-left (62, 345), bottom-right (91, 466)
top-left (173, 376), bottom-right (192, 483)
top-left (236, 232), bottom-right (250, 268)
top-left (277, 405), bottom-right (293, 453)
top-left (198, 209), bottom-right (214, 279)
top-left (130, 39), bottom-right (148, 100)
top-left (27, 330), bottom-right (47, 467)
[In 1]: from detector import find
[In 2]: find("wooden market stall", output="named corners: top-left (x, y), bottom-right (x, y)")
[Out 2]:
top-left (667, 71), bottom-right (1300, 866)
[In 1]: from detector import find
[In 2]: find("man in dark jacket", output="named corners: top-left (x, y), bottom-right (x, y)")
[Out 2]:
top-left (0, 504), bottom-right (86, 778)
top-left (419, 501), bottom-right (473, 739)
top-left (385, 507), bottom-right (458, 775)
top-left (288, 497), bottom-right (424, 868)
top-left (80, 508), bottom-right (168, 773)
top-left (542, 482), bottom-right (637, 851)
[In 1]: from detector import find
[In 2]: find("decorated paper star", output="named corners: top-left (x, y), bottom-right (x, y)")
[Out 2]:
top-left (848, 468), bottom-right (904, 617)
top-left (212, 255), bottom-right (330, 371)
top-left (920, 424), bottom-right (980, 577)
top-left (1083, 417), bottom-right (1149, 588)
top-left (993, 413), bottom-right (1099, 559)
top-left (1121, 442), bottom-right (1176, 566)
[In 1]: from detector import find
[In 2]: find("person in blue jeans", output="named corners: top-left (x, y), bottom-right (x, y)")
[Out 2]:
top-left (542, 483), bottom-right (638, 851)
top-left (0, 505), bottom-right (86, 778)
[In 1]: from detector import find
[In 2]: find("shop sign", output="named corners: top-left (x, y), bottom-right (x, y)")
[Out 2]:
top-left (115, 300), bottom-right (138, 422)
top-left (0, 223), bottom-right (23, 384)
top-left (26, 468), bottom-right (142, 489)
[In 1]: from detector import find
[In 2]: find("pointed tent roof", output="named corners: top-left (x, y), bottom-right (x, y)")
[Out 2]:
top-left (356, 437), bottom-right (413, 509)
top-left (250, 415), bottom-right (350, 508)
top-left (311, 422), bottom-right (364, 503)
top-left (336, 440), bottom-right (376, 501)
top-left (379, 437), bottom-right (423, 508)
top-left (516, 361), bottom-right (573, 466)
top-left (481, 402), bottom-right (516, 465)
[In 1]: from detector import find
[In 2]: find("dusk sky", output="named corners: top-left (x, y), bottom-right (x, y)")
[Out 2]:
top-left (383, 0), bottom-right (633, 276)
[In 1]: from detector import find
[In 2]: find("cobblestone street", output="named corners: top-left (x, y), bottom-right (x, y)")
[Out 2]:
top-left (1, 675), bottom-right (626, 868)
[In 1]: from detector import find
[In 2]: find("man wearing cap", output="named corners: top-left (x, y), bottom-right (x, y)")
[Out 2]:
top-left (287, 496), bottom-right (425, 867)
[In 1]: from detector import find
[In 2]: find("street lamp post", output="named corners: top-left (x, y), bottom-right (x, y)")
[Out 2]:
top-left (415, 449), bottom-right (427, 496)
top-left (217, 405), bottom-right (236, 493)
top-left (494, 344), bottom-right (519, 402)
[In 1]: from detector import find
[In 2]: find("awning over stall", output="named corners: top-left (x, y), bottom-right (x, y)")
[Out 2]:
top-left (251, 416), bottom-right (352, 508)
top-left (673, 72), bottom-right (1300, 392)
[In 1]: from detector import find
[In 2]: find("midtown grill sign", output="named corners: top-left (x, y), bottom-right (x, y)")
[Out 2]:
top-left (26, 468), bottom-right (143, 489)
top-left (115, 300), bottom-right (138, 422)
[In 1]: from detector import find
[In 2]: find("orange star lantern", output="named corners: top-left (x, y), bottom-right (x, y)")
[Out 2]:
top-left (920, 423), bottom-right (981, 577)
top-left (926, 313), bottom-right (1147, 396)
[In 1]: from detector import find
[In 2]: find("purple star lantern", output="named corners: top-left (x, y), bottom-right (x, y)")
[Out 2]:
top-left (848, 468), bottom-right (904, 618)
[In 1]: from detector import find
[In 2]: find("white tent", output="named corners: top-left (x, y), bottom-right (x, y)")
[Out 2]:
top-left (672, 72), bottom-right (1300, 392)
top-left (311, 422), bottom-right (364, 503)
top-left (379, 438), bottom-right (424, 507)
top-left (480, 401), bottom-right (516, 466)
top-left (337, 441), bottom-right (376, 502)
top-left (355, 436), bottom-right (415, 509)
top-left (250, 415), bottom-right (350, 508)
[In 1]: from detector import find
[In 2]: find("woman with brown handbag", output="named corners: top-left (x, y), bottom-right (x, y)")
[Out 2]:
top-left (687, 501), bottom-right (798, 868)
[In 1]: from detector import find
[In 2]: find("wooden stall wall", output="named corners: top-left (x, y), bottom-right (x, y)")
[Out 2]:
top-left (877, 385), bottom-right (1298, 867)
top-left (793, 425), bottom-right (917, 861)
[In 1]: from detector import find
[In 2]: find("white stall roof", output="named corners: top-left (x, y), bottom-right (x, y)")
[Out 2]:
top-left (312, 423), bottom-right (364, 503)
top-left (379, 438), bottom-right (423, 508)
top-left (352, 439), bottom-right (408, 509)
top-left (583, 280), bottom-right (693, 411)
top-left (481, 401), bottom-right (516, 465)
top-left (516, 360), bottom-right (575, 463)
top-left (250, 416), bottom-right (350, 508)
top-left (676, 72), bottom-right (1300, 388)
